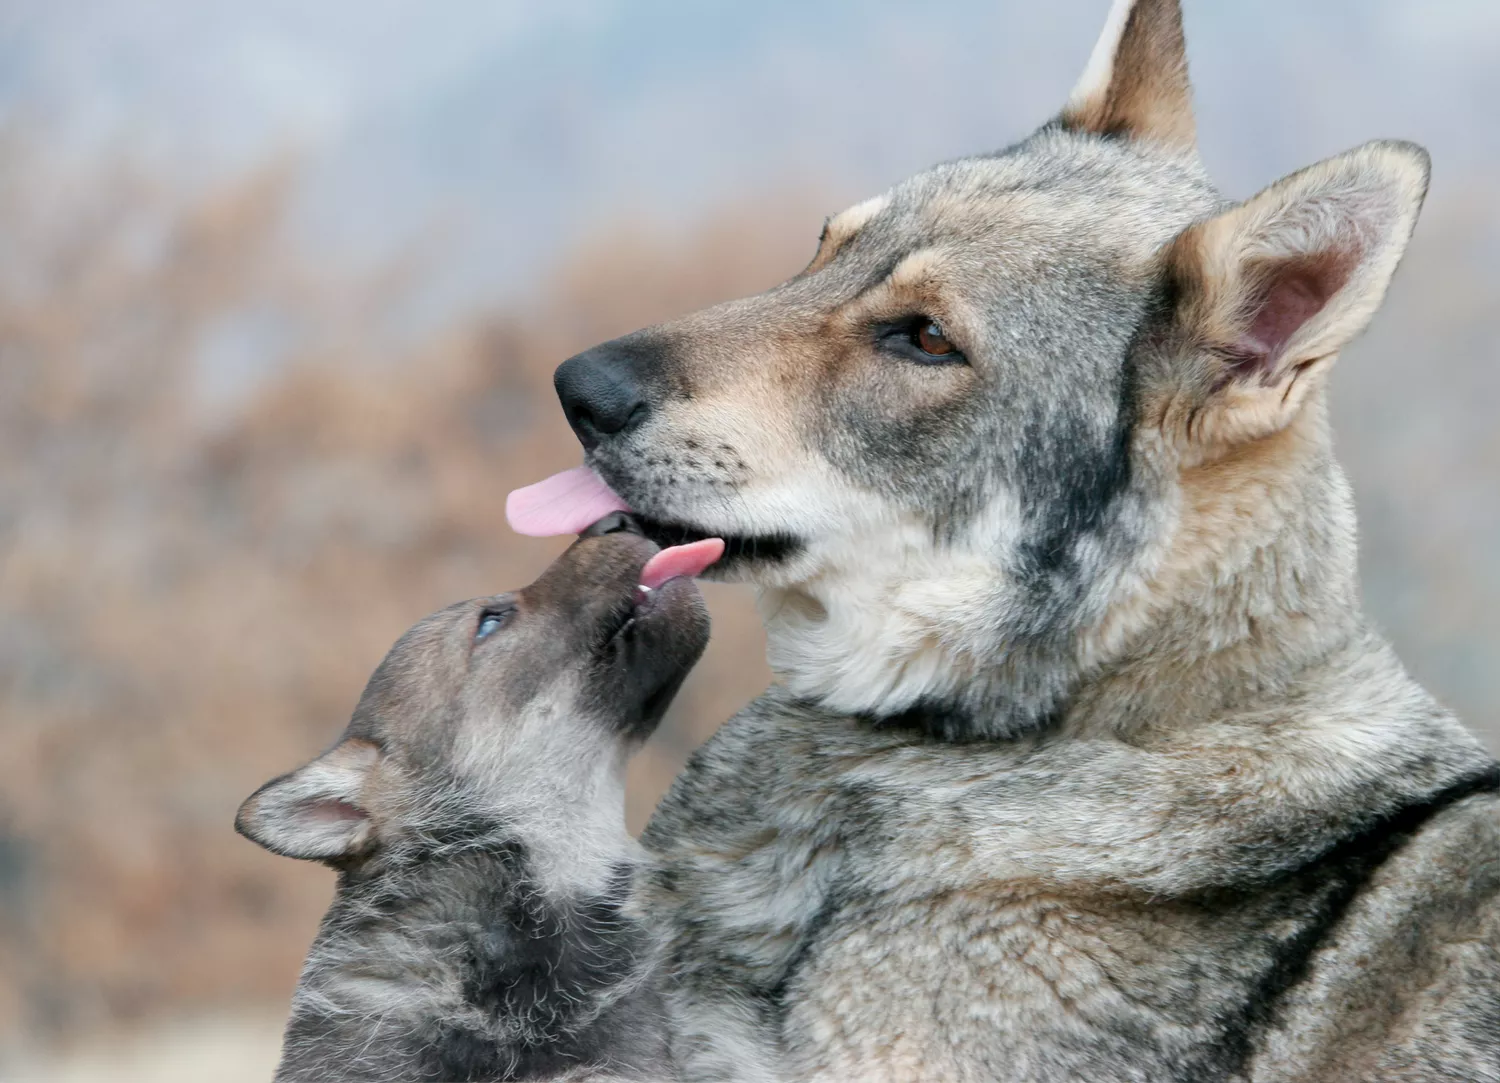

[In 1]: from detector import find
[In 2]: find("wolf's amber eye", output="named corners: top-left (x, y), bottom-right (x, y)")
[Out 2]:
top-left (476, 606), bottom-right (515, 641)
top-left (914, 320), bottom-right (955, 357)
top-left (879, 315), bottom-right (965, 365)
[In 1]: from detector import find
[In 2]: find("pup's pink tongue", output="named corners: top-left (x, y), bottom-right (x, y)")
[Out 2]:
top-left (506, 467), bottom-right (631, 537)
top-left (639, 538), bottom-right (725, 590)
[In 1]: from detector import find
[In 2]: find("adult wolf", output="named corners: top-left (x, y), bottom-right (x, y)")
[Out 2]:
top-left (512, 0), bottom-right (1500, 1078)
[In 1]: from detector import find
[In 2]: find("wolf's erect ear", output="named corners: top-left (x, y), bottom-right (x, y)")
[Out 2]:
top-left (1154, 140), bottom-right (1430, 451)
top-left (1060, 0), bottom-right (1195, 153)
top-left (235, 738), bottom-right (380, 862)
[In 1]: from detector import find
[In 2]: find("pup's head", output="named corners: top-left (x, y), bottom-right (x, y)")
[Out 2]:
top-left (509, 0), bottom-right (1430, 736)
top-left (235, 526), bottom-right (710, 887)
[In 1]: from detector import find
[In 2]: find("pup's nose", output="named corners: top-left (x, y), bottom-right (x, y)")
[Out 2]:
top-left (555, 345), bottom-right (650, 450)
top-left (577, 511), bottom-right (643, 539)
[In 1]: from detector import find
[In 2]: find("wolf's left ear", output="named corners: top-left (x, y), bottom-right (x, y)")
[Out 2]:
top-left (1152, 140), bottom-right (1430, 452)
top-left (235, 738), bottom-right (380, 862)
top-left (1060, 0), bottom-right (1195, 152)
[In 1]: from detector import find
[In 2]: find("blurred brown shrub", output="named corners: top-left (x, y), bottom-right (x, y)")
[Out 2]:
top-left (0, 137), bottom-right (825, 1052)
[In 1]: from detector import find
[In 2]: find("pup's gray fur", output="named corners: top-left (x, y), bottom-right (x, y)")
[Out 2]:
top-left (549, 1), bottom-right (1500, 1078)
top-left (237, 529), bottom-right (707, 1082)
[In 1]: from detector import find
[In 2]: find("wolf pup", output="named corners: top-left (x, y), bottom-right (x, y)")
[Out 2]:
top-left (236, 521), bottom-right (720, 1082)
top-left (508, 0), bottom-right (1500, 1079)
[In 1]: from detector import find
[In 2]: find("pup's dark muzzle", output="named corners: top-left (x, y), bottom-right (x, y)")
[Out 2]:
top-left (577, 511), bottom-right (644, 540)
top-left (523, 524), bottom-right (708, 658)
top-left (519, 523), bottom-right (709, 738)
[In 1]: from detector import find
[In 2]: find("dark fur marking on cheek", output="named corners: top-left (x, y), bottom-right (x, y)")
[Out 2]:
top-left (1013, 355), bottom-right (1136, 589)
top-left (818, 360), bottom-right (987, 540)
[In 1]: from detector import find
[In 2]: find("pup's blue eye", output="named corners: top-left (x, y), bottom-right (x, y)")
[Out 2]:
top-left (476, 607), bottom-right (515, 641)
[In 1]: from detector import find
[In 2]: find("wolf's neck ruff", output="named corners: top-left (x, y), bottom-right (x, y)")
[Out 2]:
top-left (750, 403), bottom-right (1364, 742)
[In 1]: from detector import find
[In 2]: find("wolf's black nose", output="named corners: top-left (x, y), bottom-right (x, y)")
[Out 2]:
top-left (555, 345), bottom-right (650, 449)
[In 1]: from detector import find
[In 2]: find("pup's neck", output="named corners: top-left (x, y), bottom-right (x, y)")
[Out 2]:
top-left (447, 729), bottom-right (640, 899)
top-left (278, 837), bottom-right (665, 1082)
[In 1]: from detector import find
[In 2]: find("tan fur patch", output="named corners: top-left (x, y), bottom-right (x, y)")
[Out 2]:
top-left (805, 194), bottom-right (890, 274)
top-left (1161, 406), bottom-right (1324, 588)
top-left (1078, 403), bottom-right (1327, 679)
top-left (887, 248), bottom-right (946, 292)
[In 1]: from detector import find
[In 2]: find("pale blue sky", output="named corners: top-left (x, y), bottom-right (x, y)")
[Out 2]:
top-left (0, 0), bottom-right (1494, 302)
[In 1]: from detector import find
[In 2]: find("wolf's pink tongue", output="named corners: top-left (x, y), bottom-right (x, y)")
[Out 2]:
top-left (506, 467), bottom-right (631, 537)
top-left (639, 538), bottom-right (725, 591)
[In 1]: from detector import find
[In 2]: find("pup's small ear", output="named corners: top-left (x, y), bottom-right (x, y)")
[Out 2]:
top-left (235, 738), bottom-right (380, 862)
top-left (1060, 0), bottom-right (1196, 153)
top-left (1154, 140), bottom-right (1430, 452)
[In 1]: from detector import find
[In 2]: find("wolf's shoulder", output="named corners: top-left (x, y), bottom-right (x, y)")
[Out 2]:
top-left (642, 684), bottom-right (833, 853)
top-left (1251, 787), bottom-right (1500, 1081)
top-left (642, 684), bottom-right (943, 853)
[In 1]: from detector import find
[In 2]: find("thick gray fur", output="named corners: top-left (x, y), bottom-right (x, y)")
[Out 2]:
top-left (238, 532), bottom-right (707, 1081)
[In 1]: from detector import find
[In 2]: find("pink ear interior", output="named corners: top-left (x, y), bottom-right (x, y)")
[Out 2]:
top-left (1228, 250), bottom-right (1357, 379)
top-left (302, 798), bottom-right (367, 824)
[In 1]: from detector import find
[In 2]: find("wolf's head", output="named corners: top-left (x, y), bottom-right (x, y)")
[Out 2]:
top-left (236, 527), bottom-right (711, 891)
top-left (543, 0), bottom-right (1429, 737)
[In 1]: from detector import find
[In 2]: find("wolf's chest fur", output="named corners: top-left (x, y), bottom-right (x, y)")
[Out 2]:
top-left (643, 687), bottom-right (1500, 1082)
top-left (785, 886), bottom-right (1250, 1082)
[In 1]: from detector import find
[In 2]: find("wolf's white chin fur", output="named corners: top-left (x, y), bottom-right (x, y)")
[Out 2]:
top-left (750, 489), bottom-right (1030, 718)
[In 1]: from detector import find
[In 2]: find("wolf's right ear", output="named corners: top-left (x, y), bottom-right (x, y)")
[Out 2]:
top-left (1149, 140), bottom-right (1430, 455)
top-left (235, 738), bottom-right (380, 862)
top-left (1060, 0), bottom-right (1196, 153)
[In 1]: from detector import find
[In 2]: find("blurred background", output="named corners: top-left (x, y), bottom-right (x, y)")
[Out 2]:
top-left (0, 0), bottom-right (1496, 1077)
